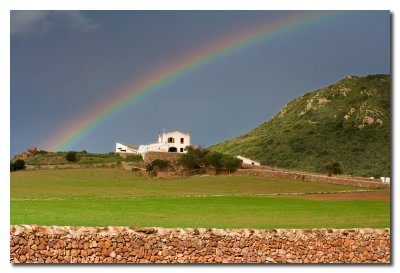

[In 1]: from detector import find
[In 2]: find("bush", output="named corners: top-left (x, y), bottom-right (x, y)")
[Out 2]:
top-left (179, 146), bottom-right (241, 173)
top-left (145, 159), bottom-right (171, 175)
top-left (124, 154), bottom-right (143, 162)
top-left (11, 159), bottom-right (25, 172)
top-left (145, 163), bottom-right (154, 172)
top-left (179, 154), bottom-right (198, 170)
top-left (323, 162), bottom-right (344, 177)
top-left (151, 159), bottom-right (171, 171)
top-left (179, 146), bottom-right (209, 170)
top-left (219, 155), bottom-right (242, 173)
top-left (205, 152), bottom-right (224, 169)
top-left (66, 151), bottom-right (78, 162)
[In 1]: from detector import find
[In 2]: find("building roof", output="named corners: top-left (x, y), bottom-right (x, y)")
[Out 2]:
top-left (121, 143), bottom-right (138, 150)
top-left (236, 155), bottom-right (260, 163)
top-left (163, 130), bottom-right (190, 136)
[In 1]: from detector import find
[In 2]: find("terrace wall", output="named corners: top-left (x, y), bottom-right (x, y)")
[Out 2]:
top-left (234, 169), bottom-right (388, 189)
top-left (25, 162), bottom-right (120, 171)
top-left (10, 225), bottom-right (390, 264)
top-left (143, 152), bottom-right (183, 165)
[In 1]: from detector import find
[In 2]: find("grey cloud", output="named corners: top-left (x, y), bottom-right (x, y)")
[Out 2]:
top-left (11, 11), bottom-right (98, 37)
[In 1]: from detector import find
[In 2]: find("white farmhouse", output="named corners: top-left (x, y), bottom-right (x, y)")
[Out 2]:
top-left (115, 143), bottom-right (139, 154)
top-left (236, 155), bottom-right (260, 166)
top-left (138, 131), bottom-right (190, 154)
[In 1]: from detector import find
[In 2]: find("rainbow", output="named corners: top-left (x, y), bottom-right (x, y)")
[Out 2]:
top-left (43, 11), bottom-right (343, 151)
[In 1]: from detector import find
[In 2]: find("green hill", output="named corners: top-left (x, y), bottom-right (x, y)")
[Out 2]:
top-left (209, 74), bottom-right (391, 177)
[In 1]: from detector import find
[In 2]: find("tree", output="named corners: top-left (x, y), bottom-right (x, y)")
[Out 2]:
top-left (150, 159), bottom-right (171, 171)
top-left (145, 159), bottom-right (171, 177)
top-left (66, 151), bottom-right (78, 162)
top-left (219, 155), bottom-right (242, 174)
top-left (323, 162), bottom-right (344, 177)
top-left (205, 152), bottom-right (224, 169)
top-left (179, 146), bottom-right (209, 170)
top-left (11, 159), bottom-right (25, 171)
top-left (179, 146), bottom-right (242, 174)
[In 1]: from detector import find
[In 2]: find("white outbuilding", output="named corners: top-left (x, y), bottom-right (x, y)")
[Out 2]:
top-left (115, 142), bottom-right (139, 154)
top-left (236, 155), bottom-right (260, 166)
top-left (138, 131), bottom-right (190, 154)
top-left (380, 177), bottom-right (391, 183)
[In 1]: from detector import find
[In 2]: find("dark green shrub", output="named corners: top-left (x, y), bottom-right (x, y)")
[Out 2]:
top-left (11, 159), bottom-right (26, 171)
top-left (125, 154), bottom-right (143, 162)
top-left (66, 151), bottom-right (78, 162)
top-left (150, 159), bottom-right (171, 171)
top-left (219, 155), bottom-right (242, 173)
top-left (205, 152), bottom-right (224, 169)
top-left (323, 162), bottom-right (344, 176)
top-left (179, 154), bottom-right (197, 170)
top-left (179, 146), bottom-right (209, 170)
top-left (179, 146), bottom-right (241, 173)
top-left (145, 163), bottom-right (154, 172)
top-left (145, 159), bottom-right (171, 175)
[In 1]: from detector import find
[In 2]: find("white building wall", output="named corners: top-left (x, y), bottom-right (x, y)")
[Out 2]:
top-left (236, 155), bottom-right (260, 166)
top-left (138, 131), bottom-right (190, 155)
top-left (380, 177), bottom-right (391, 183)
top-left (115, 142), bottom-right (138, 154)
top-left (138, 143), bottom-right (168, 154)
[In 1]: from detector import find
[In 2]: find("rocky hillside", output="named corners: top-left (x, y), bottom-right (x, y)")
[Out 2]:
top-left (209, 74), bottom-right (391, 177)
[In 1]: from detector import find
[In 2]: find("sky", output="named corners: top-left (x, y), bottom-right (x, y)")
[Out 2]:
top-left (10, 10), bottom-right (390, 156)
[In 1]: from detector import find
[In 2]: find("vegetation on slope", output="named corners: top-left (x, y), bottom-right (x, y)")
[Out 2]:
top-left (209, 74), bottom-right (391, 177)
top-left (12, 150), bottom-right (123, 165)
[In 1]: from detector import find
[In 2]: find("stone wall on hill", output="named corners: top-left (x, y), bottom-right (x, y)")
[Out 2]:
top-left (235, 169), bottom-right (388, 189)
top-left (25, 162), bottom-right (120, 171)
top-left (10, 225), bottom-right (390, 264)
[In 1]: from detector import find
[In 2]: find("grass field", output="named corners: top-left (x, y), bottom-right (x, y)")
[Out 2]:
top-left (10, 169), bottom-right (390, 228)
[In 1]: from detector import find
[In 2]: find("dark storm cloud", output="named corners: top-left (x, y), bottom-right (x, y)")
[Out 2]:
top-left (10, 11), bottom-right (390, 155)
top-left (11, 11), bottom-right (98, 37)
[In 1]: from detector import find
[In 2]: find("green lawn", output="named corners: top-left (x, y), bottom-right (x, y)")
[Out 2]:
top-left (10, 169), bottom-right (390, 228)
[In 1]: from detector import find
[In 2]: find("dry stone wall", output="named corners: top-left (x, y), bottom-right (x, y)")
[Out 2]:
top-left (25, 162), bottom-right (120, 171)
top-left (143, 152), bottom-right (183, 165)
top-left (235, 169), bottom-right (388, 189)
top-left (10, 225), bottom-right (390, 264)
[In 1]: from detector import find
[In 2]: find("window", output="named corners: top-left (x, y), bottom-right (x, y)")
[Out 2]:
top-left (180, 148), bottom-right (184, 152)
top-left (180, 138), bottom-right (184, 144)
top-left (168, 137), bottom-right (174, 143)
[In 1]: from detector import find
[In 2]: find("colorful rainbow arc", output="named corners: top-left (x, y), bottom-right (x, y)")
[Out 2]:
top-left (43, 11), bottom-right (342, 151)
